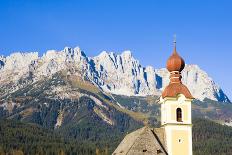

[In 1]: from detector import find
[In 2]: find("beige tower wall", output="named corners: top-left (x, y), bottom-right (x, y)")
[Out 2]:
top-left (160, 94), bottom-right (193, 155)
top-left (164, 125), bottom-right (192, 155)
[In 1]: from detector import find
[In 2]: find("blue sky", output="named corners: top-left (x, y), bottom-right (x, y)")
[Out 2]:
top-left (0, 0), bottom-right (232, 99)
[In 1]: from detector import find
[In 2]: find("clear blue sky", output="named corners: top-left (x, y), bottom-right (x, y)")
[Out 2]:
top-left (0, 0), bottom-right (232, 99)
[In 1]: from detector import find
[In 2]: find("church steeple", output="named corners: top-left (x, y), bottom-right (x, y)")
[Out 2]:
top-left (166, 38), bottom-right (185, 75)
top-left (162, 40), bottom-right (194, 99)
top-left (160, 39), bottom-right (194, 155)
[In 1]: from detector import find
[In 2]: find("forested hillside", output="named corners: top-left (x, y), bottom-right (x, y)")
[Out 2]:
top-left (1, 118), bottom-right (232, 155)
top-left (0, 119), bottom-right (108, 155)
top-left (193, 118), bottom-right (232, 155)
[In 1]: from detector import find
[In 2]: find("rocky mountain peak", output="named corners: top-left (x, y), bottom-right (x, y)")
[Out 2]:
top-left (121, 50), bottom-right (132, 58)
top-left (0, 47), bottom-right (230, 103)
top-left (4, 52), bottom-right (38, 70)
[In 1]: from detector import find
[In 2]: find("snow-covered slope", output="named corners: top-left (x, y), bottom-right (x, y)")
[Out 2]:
top-left (0, 47), bottom-right (230, 103)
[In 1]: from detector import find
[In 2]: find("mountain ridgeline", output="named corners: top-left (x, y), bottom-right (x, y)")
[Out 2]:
top-left (0, 47), bottom-right (230, 102)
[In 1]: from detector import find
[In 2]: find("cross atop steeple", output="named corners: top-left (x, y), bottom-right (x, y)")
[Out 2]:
top-left (173, 34), bottom-right (177, 44)
top-left (173, 34), bottom-right (177, 52)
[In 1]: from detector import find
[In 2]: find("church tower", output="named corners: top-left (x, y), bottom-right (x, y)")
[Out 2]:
top-left (113, 39), bottom-right (194, 155)
top-left (160, 40), bottom-right (194, 155)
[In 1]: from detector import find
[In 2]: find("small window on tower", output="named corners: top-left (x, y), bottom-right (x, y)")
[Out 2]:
top-left (176, 108), bottom-right (182, 122)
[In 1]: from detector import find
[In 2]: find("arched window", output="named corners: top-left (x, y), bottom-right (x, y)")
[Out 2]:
top-left (176, 108), bottom-right (182, 122)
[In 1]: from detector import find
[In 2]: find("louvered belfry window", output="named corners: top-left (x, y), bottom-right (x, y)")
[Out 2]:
top-left (177, 108), bottom-right (182, 122)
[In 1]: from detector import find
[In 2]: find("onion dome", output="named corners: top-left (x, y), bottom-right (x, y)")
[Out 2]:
top-left (166, 44), bottom-right (185, 72)
top-left (162, 41), bottom-right (194, 99)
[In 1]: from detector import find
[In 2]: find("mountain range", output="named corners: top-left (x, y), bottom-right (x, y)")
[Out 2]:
top-left (0, 46), bottom-right (230, 103)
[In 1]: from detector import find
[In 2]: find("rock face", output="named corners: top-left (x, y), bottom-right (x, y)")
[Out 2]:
top-left (0, 47), bottom-right (230, 102)
top-left (93, 51), bottom-right (158, 96)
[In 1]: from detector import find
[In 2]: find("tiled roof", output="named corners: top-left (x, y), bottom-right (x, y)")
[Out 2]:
top-left (113, 126), bottom-right (167, 155)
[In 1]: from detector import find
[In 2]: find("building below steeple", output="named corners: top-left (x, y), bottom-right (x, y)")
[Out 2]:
top-left (113, 127), bottom-right (167, 155)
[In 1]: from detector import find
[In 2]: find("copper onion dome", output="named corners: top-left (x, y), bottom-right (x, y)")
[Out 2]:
top-left (162, 40), bottom-right (194, 99)
top-left (166, 43), bottom-right (185, 72)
